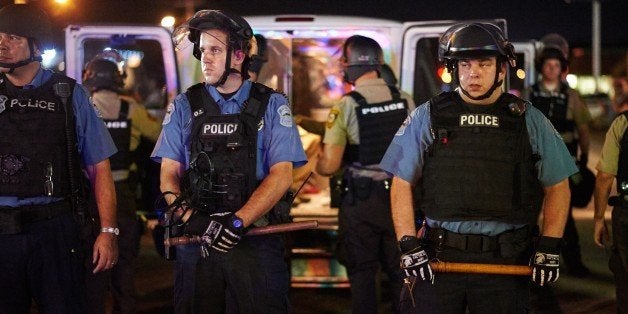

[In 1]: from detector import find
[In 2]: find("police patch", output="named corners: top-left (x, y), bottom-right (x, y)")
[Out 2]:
top-left (326, 108), bottom-right (340, 129)
top-left (459, 114), bottom-right (499, 128)
top-left (0, 95), bottom-right (6, 114)
top-left (395, 115), bottom-right (411, 136)
top-left (278, 105), bottom-right (293, 127)
top-left (163, 103), bottom-right (174, 125)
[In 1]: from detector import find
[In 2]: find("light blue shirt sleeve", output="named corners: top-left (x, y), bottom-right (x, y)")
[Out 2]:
top-left (380, 102), bottom-right (433, 184)
top-left (151, 93), bottom-right (192, 167)
top-left (525, 105), bottom-right (579, 186)
top-left (259, 93), bottom-right (307, 179)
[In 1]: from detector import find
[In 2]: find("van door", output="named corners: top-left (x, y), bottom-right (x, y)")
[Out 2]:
top-left (64, 25), bottom-right (178, 114)
top-left (398, 20), bottom-right (537, 105)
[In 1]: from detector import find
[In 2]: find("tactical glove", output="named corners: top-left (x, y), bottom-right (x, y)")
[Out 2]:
top-left (531, 236), bottom-right (562, 286)
top-left (399, 236), bottom-right (434, 283)
top-left (199, 212), bottom-right (246, 255)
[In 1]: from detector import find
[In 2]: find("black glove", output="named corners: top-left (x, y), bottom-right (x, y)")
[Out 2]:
top-left (399, 236), bottom-right (434, 283)
top-left (531, 236), bottom-right (562, 286)
top-left (198, 212), bottom-right (246, 255)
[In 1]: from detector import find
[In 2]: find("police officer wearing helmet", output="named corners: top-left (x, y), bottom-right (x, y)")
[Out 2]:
top-left (151, 10), bottom-right (306, 313)
top-left (380, 23), bottom-right (577, 312)
top-left (594, 111), bottom-right (628, 312)
top-left (317, 35), bottom-right (413, 313)
top-left (524, 36), bottom-right (593, 277)
top-left (0, 3), bottom-right (118, 313)
top-left (83, 51), bottom-right (161, 314)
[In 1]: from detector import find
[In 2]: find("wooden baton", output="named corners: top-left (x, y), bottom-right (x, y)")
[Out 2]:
top-left (165, 220), bottom-right (319, 247)
top-left (430, 261), bottom-right (532, 276)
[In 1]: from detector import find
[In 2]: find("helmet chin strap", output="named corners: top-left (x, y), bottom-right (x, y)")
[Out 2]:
top-left (0, 39), bottom-right (41, 74)
top-left (211, 45), bottom-right (244, 87)
top-left (459, 66), bottom-right (503, 101)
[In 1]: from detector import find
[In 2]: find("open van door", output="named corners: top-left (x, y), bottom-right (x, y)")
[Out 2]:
top-left (399, 20), bottom-right (534, 104)
top-left (64, 25), bottom-right (178, 116)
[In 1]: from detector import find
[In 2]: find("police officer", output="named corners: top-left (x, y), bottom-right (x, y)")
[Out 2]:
top-left (593, 111), bottom-right (628, 312)
top-left (380, 23), bottom-right (577, 312)
top-left (525, 39), bottom-right (593, 277)
top-left (0, 3), bottom-right (118, 313)
top-left (82, 51), bottom-right (161, 314)
top-left (316, 35), bottom-right (412, 313)
top-left (151, 10), bottom-right (306, 313)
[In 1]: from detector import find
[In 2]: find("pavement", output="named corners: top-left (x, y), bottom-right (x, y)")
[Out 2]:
top-left (127, 129), bottom-right (618, 314)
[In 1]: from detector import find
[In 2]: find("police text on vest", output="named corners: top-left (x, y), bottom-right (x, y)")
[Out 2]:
top-left (202, 123), bottom-right (239, 135)
top-left (459, 114), bottom-right (500, 127)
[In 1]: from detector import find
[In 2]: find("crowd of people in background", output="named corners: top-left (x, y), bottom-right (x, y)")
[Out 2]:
top-left (0, 2), bottom-right (626, 314)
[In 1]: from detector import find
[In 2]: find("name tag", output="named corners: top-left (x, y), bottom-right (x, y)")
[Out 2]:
top-left (459, 114), bottom-right (500, 127)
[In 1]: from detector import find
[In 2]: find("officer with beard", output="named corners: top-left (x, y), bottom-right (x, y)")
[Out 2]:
top-left (151, 10), bottom-right (306, 313)
top-left (380, 23), bottom-right (577, 312)
top-left (317, 35), bottom-right (413, 313)
top-left (0, 3), bottom-right (118, 313)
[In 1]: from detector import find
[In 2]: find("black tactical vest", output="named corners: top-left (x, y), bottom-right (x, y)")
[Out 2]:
top-left (343, 85), bottom-right (408, 165)
top-left (530, 82), bottom-right (577, 155)
top-left (617, 112), bottom-right (628, 200)
top-left (184, 82), bottom-right (272, 213)
top-left (103, 100), bottom-right (131, 172)
top-left (0, 73), bottom-right (83, 197)
top-left (420, 92), bottom-right (544, 225)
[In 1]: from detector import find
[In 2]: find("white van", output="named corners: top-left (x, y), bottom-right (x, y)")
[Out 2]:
top-left (64, 15), bottom-right (537, 288)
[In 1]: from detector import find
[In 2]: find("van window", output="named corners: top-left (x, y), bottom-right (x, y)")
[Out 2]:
top-left (83, 37), bottom-right (167, 110)
top-left (412, 37), bottom-right (445, 105)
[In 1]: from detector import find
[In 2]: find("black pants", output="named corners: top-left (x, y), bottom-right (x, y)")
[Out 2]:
top-left (339, 180), bottom-right (403, 314)
top-left (0, 212), bottom-right (86, 314)
top-left (400, 230), bottom-right (532, 313)
top-left (193, 234), bottom-right (290, 313)
top-left (611, 205), bottom-right (628, 313)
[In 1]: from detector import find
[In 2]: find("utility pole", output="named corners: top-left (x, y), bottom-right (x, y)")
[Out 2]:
top-left (592, 0), bottom-right (601, 93)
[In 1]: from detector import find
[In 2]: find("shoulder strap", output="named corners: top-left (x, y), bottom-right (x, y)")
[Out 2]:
top-left (387, 85), bottom-right (401, 100)
top-left (119, 100), bottom-right (129, 120)
top-left (185, 83), bottom-right (220, 118)
top-left (346, 91), bottom-right (368, 107)
top-left (244, 82), bottom-right (273, 120)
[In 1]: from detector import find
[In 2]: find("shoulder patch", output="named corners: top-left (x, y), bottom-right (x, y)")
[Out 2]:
top-left (163, 103), bottom-right (174, 125)
top-left (396, 115), bottom-right (411, 136)
top-left (326, 108), bottom-right (340, 129)
top-left (277, 104), bottom-right (293, 127)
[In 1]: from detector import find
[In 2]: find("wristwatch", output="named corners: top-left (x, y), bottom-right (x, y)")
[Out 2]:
top-left (101, 227), bottom-right (120, 236)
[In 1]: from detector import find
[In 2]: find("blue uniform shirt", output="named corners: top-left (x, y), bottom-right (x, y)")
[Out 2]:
top-left (151, 80), bottom-right (307, 179)
top-left (380, 98), bottom-right (578, 235)
top-left (0, 68), bottom-right (117, 206)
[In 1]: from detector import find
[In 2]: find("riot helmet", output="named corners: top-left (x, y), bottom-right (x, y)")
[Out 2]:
top-left (535, 47), bottom-right (568, 73)
top-left (172, 10), bottom-right (254, 86)
top-left (0, 3), bottom-right (54, 72)
top-left (249, 34), bottom-right (267, 75)
top-left (438, 23), bottom-right (516, 100)
top-left (83, 50), bottom-right (126, 93)
top-left (341, 35), bottom-right (384, 84)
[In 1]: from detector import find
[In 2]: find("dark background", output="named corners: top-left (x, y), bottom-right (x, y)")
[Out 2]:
top-left (2, 0), bottom-right (627, 47)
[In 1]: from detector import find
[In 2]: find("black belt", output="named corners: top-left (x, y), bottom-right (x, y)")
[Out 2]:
top-left (426, 226), bottom-right (532, 253)
top-left (0, 200), bottom-right (72, 234)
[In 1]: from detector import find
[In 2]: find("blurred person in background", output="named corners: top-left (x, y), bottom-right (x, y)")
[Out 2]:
top-left (524, 36), bottom-right (593, 277)
top-left (593, 110), bottom-right (628, 313)
top-left (317, 35), bottom-right (413, 313)
top-left (82, 51), bottom-right (162, 314)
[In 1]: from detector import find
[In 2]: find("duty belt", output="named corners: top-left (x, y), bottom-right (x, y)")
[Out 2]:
top-left (426, 226), bottom-right (532, 253)
top-left (0, 199), bottom-right (72, 234)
